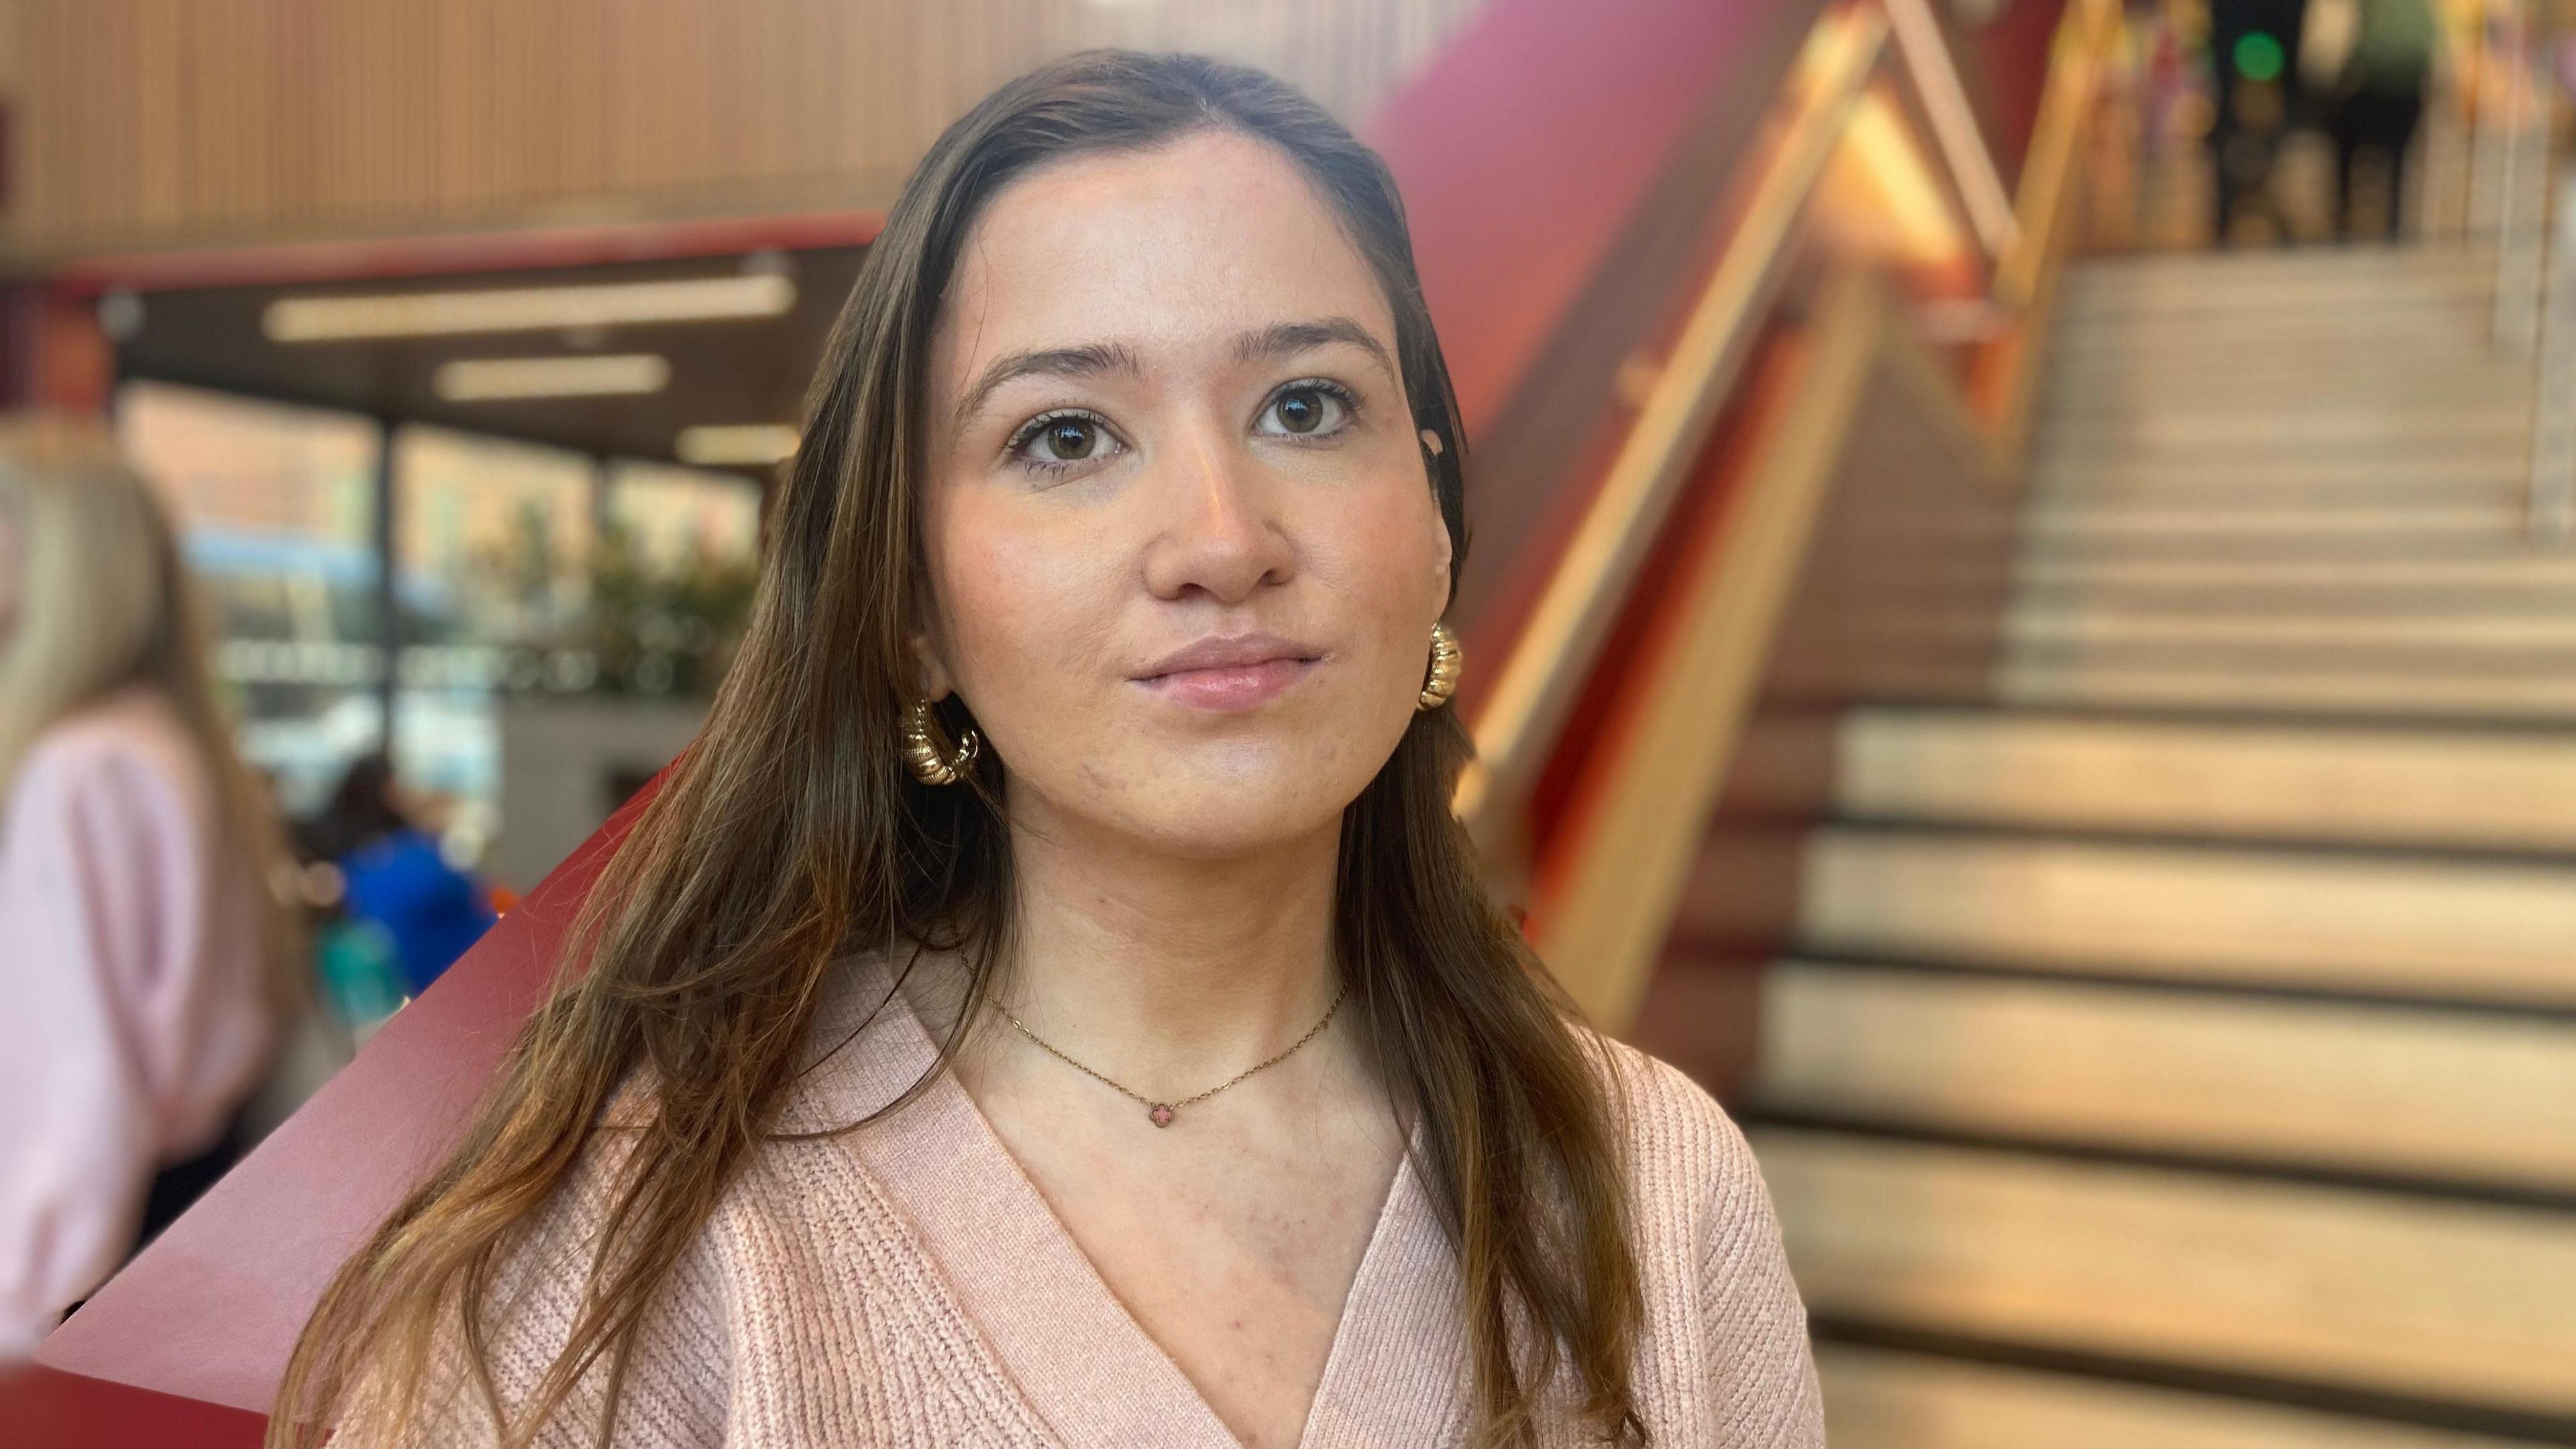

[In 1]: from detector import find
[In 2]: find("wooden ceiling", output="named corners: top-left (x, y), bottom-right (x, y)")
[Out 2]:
top-left (0, 0), bottom-right (1491, 263)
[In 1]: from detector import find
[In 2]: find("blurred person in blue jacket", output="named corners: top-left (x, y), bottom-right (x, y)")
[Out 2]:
top-left (303, 754), bottom-right (494, 998)
top-left (0, 417), bottom-right (309, 1356)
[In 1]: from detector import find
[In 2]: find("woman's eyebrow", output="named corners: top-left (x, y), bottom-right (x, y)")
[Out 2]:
top-left (1234, 317), bottom-right (1397, 381)
top-left (953, 340), bottom-right (1144, 433)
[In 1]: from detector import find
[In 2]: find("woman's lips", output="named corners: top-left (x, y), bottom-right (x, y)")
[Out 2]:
top-left (1132, 633), bottom-right (1324, 712)
top-left (1138, 656), bottom-right (1319, 712)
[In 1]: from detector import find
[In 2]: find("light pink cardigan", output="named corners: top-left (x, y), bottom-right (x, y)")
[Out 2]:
top-left (0, 688), bottom-right (274, 1357)
top-left (355, 954), bottom-right (1825, 1447)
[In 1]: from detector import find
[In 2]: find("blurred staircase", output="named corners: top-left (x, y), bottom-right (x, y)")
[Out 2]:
top-left (1743, 246), bottom-right (2576, 1446)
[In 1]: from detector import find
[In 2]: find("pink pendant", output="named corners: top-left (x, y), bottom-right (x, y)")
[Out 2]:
top-left (1148, 1104), bottom-right (1175, 1128)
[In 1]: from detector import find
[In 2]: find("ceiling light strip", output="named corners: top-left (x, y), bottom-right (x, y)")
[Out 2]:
top-left (266, 274), bottom-right (796, 342)
top-left (676, 424), bottom-right (800, 466)
top-left (433, 353), bottom-right (672, 401)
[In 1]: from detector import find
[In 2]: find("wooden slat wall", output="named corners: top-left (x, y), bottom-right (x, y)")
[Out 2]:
top-left (0, 0), bottom-right (1489, 260)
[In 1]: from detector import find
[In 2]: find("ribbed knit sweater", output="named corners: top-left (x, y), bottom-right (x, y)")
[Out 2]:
top-left (350, 956), bottom-right (1824, 1447)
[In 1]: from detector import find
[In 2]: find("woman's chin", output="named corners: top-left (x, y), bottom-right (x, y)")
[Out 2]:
top-left (1095, 772), bottom-right (1365, 861)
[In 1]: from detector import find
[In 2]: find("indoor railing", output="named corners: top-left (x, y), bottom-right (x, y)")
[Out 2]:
top-left (1454, 0), bottom-right (2126, 1028)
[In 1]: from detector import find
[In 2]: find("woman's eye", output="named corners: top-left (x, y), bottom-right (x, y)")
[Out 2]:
top-left (1259, 382), bottom-right (1354, 439)
top-left (1038, 417), bottom-right (1102, 460)
top-left (1008, 411), bottom-right (1122, 472)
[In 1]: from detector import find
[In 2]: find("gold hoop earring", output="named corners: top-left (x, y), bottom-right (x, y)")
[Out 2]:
top-left (901, 699), bottom-right (980, 785)
top-left (1417, 621), bottom-right (1462, 712)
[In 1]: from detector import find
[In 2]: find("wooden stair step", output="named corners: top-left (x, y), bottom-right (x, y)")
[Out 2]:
top-left (1999, 605), bottom-right (2576, 655)
top-left (2010, 554), bottom-right (2576, 592)
top-left (2041, 354), bottom-right (2523, 397)
top-left (2041, 343), bottom-right (2523, 401)
top-left (1792, 828), bottom-right (2576, 1005)
top-left (2032, 403), bottom-right (2528, 454)
top-left (1993, 658), bottom-right (2576, 720)
top-left (2063, 248), bottom-right (2494, 305)
top-left (1776, 613), bottom-right (2576, 683)
top-left (2012, 531), bottom-right (2538, 568)
top-left (2043, 333), bottom-right (2508, 377)
top-left (1752, 959), bottom-right (2576, 1192)
top-left (2045, 334), bottom-right (2505, 372)
top-left (1755, 1129), bottom-right (2576, 1417)
top-left (1826, 708), bottom-right (2576, 852)
top-left (2010, 583), bottom-right (2576, 619)
top-left (2056, 282), bottom-right (2497, 333)
top-left (2041, 386), bottom-right (2525, 429)
top-left (1817, 1344), bottom-right (2553, 1449)
top-left (2026, 454), bottom-right (2527, 496)
top-left (2055, 281), bottom-right (2494, 326)
top-left (2019, 503), bottom-right (2525, 537)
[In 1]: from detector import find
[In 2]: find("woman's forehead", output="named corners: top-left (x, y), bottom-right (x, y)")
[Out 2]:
top-left (933, 131), bottom-right (1397, 386)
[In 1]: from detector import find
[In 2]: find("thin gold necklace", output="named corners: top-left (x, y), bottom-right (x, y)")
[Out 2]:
top-left (995, 982), bottom-right (1348, 1128)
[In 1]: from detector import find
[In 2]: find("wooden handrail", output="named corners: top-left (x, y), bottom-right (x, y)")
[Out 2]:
top-left (1537, 264), bottom-right (1898, 1028)
top-left (1993, 0), bottom-right (2118, 313)
top-left (1460, 0), bottom-right (2118, 843)
top-left (1885, 0), bottom-right (2021, 260)
top-left (1456, 6), bottom-right (1890, 837)
top-left (1468, 0), bottom-right (2126, 1028)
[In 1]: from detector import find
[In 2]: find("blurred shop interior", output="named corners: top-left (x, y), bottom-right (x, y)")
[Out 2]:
top-left (8, 0), bottom-right (2576, 1445)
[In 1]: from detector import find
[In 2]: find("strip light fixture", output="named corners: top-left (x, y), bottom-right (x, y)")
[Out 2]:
top-left (433, 353), bottom-right (672, 402)
top-left (266, 274), bottom-right (796, 342)
top-left (676, 424), bottom-right (800, 466)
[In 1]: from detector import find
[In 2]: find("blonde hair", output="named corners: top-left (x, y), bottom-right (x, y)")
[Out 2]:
top-left (0, 413), bottom-right (303, 1023)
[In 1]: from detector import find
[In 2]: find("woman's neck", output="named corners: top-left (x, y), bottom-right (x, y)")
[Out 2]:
top-left (963, 794), bottom-right (1348, 1088)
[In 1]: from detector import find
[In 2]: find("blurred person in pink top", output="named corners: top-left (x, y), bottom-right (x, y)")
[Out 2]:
top-left (0, 417), bottom-right (305, 1358)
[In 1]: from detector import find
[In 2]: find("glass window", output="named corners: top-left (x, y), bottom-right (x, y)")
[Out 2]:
top-left (115, 381), bottom-right (384, 819)
top-left (596, 460), bottom-right (763, 698)
top-left (113, 393), bottom-right (767, 892)
top-left (390, 425), bottom-right (597, 869)
top-left (605, 460), bottom-right (763, 576)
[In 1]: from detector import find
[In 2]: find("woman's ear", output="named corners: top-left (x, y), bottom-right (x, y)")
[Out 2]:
top-left (907, 630), bottom-right (955, 702)
top-left (1419, 427), bottom-right (1454, 585)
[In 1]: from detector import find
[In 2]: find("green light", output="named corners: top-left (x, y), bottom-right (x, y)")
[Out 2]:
top-left (2233, 32), bottom-right (2286, 83)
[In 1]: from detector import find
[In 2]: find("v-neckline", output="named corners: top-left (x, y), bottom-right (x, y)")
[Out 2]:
top-left (797, 959), bottom-right (1470, 1448)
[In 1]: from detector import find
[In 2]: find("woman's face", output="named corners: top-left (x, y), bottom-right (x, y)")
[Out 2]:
top-left (920, 130), bottom-right (1452, 859)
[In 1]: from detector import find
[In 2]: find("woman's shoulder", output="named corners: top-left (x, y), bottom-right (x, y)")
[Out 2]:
top-left (1581, 1032), bottom-right (1827, 1444)
top-left (9, 689), bottom-right (205, 820)
top-left (387, 989), bottom-right (938, 1438)
top-left (331, 1123), bottom-right (739, 1448)
top-left (1587, 1034), bottom-right (1762, 1199)
top-left (3, 686), bottom-right (213, 902)
top-left (1577, 1031), bottom-right (1795, 1279)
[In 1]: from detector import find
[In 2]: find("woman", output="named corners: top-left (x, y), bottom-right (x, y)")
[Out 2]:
top-left (282, 52), bottom-right (1821, 1448)
top-left (0, 418), bottom-right (301, 1356)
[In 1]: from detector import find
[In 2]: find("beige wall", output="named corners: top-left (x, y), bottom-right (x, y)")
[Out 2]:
top-left (0, 0), bottom-right (1488, 262)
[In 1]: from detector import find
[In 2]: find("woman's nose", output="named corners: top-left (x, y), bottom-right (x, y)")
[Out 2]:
top-left (1140, 435), bottom-right (1295, 604)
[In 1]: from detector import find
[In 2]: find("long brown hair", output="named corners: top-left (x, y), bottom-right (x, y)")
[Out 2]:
top-left (274, 50), bottom-right (1644, 1449)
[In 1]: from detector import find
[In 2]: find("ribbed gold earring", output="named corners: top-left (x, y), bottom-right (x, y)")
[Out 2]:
top-left (900, 699), bottom-right (980, 785)
top-left (1417, 621), bottom-right (1462, 712)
